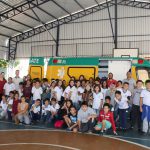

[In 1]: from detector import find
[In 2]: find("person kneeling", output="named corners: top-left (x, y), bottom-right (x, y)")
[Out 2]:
top-left (64, 106), bottom-right (78, 133)
top-left (94, 103), bottom-right (117, 135)
top-left (16, 96), bottom-right (30, 125)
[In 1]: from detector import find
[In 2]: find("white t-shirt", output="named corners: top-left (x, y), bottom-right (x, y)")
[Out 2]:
top-left (92, 92), bottom-right (103, 109)
top-left (31, 104), bottom-right (41, 113)
top-left (3, 83), bottom-right (16, 96)
top-left (7, 98), bottom-right (14, 111)
top-left (13, 77), bottom-right (23, 91)
top-left (32, 86), bottom-right (43, 101)
top-left (70, 86), bottom-right (78, 103)
top-left (42, 104), bottom-right (51, 115)
top-left (115, 97), bottom-right (129, 109)
top-left (0, 101), bottom-right (7, 111)
top-left (101, 88), bottom-right (108, 101)
top-left (50, 103), bottom-right (60, 112)
top-left (140, 89), bottom-right (150, 106)
top-left (118, 88), bottom-right (131, 99)
top-left (54, 86), bottom-right (63, 101)
top-left (77, 87), bottom-right (84, 102)
top-left (62, 86), bottom-right (71, 98)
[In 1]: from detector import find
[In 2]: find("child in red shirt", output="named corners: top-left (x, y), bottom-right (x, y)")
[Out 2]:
top-left (94, 103), bottom-right (117, 135)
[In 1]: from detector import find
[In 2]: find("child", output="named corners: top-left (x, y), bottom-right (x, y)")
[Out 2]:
top-left (62, 80), bottom-right (75, 100)
top-left (23, 80), bottom-right (32, 103)
top-left (105, 96), bottom-right (114, 112)
top-left (7, 91), bottom-right (14, 120)
top-left (0, 95), bottom-right (8, 119)
top-left (64, 106), bottom-right (78, 132)
top-left (92, 85), bottom-right (103, 115)
top-left (31, 80), bottom-right (43, 103)
top-left (78, 101), bottom-right (97, 133)
top-left (54, 80), bottom-right (63, 105)
top-left (101, 80), bottom-right (108, 99)
top-left (42, 99), bottom-right (51, 123)
top-left (12, 93), bottom-right (20, 123)
top-left (42, 78), bottom-right (50, 101)
top-left (30, 99), bottom-right (41, 123)
top-left (140, 79), bottom-right (150, 134)
top-left (131, 80), bottom-right (143, 131)
top-left (94, 103), bottom-right (117, 135)
top-left (116, 80), bottom-right (123, 91)
top-left (16, 96), bottom-right (30, 125)
top-left (49, 98), bottom-right (60, 122)
top-left (115, 90), bottom-right (129, 130)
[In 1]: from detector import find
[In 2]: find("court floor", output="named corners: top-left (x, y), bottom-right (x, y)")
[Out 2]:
top-left (0, 121), bottom-right (149, 150)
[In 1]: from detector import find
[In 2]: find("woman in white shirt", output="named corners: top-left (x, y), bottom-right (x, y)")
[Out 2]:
top-left (0, 95), bottom-right (8, 119)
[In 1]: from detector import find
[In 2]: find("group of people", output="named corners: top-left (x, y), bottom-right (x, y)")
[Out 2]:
top-left (0, 70), bottom-right (149, 135)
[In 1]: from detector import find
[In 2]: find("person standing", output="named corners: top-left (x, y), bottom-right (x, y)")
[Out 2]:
top-left (13, 70), bottom-right (23, 91)
top-left (123, 71), bottom-right (136, 94)
top-left (0, 73), bottom-right (6, 100)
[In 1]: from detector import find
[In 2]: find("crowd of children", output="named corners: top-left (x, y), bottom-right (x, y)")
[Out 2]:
top-left (0, 70), bottom-right (150, 135)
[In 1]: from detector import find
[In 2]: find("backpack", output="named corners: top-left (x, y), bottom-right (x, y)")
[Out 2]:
top-left (54, 120), bottom-right (64, 128)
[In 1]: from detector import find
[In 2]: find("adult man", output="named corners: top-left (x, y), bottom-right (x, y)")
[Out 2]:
top-left (123, 71), bottom-right (136, 93)
top-left (3, 77), bottom-right (15, 96)
top-left (107, 73), bottom-right (117, 88)
top-left (0, 73), bottom-right (6, 99)
top-left (13, 70), bottom-right (22, 91)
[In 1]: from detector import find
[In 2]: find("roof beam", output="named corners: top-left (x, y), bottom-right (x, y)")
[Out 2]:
top-left (0, 0), bottom-right (52, 23)
top-left (0, 33), bottom-right (10, 38)
top-left (11, 0), bottom-right (117, 42)
top-left (118, 0), bottom-right (150, 9)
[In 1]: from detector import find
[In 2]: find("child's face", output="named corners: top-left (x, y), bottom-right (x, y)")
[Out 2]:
top-left (66, 101), bottom-right (71, 108)
top-left (36, 82), bottom-right (40, 87)
top-left (58, 81), bottom-right (62, 86)
top-left (45, 100), bottom-right (49, 105)
top-left (76, 81), bottom-right (80, 87)
top-left (103, 81), bottom-right (107, 87)
top-left (2, 96), bottom-right (6, 102)
top-left (15, 94), bottom-right (19, 99)
top-left (117, 82), bottom-right (122, 87)
top-left (137, 82), bottom-right (143, 89)
top-left (105, 99), bottom-right (111, 104)
top-left (21, 97), bottom-right (26, 103)
top-left (35, 101), bottom-right (40, 106)
top-left (146, 83), bottom-right (150, 90)
top-left (104, 106), bottom-right (109, 113)
top-left (115, 94), bottom-right (122, 100)
top-left (70, 107), bottom-right (76, 115)
top-left (95, 86), bottom-right (100, 93)
top-left (123, 84), bottom-right (129, 90)
top-left (9, 93), bottom-right (14, 98)
top-left (51, 100), bottom-right (56, 105)
top-left (70, 81), bottom-right (74, 87)
top-left (81, 105), bottom-right (88, 112)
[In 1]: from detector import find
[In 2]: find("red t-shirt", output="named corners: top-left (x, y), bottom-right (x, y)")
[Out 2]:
top-left (107, 79), bottom-right (117, 87)
top-left (0, 80), bottom-right (6, 94)
top-left (12, 99), bottom-right (20, 115)
top-left (98, 110), bottom-right (116, 131)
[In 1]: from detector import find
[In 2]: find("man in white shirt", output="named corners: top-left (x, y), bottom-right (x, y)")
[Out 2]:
top-left (13, 70), bottom-right (23, 91)
top-left (3, 77), bottom-right (16, 96)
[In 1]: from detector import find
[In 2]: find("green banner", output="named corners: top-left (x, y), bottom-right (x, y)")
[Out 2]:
top-left (29, 57), bottom-right (44, 66)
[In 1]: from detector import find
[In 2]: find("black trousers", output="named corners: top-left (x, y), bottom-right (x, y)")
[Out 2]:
top-left (79, 119), bottom-right (96, 133)
top-left (131, 104), bottom-right (142, 130)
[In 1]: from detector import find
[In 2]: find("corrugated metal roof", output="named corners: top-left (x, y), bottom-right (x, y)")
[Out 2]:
top-left (0, 0), bottom-right (148, 49)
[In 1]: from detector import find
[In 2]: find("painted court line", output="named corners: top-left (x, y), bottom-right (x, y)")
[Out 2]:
top-left (0, 121), bottom-right (150, 149)
top-left (0, 143), bottom-right (80, 150)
